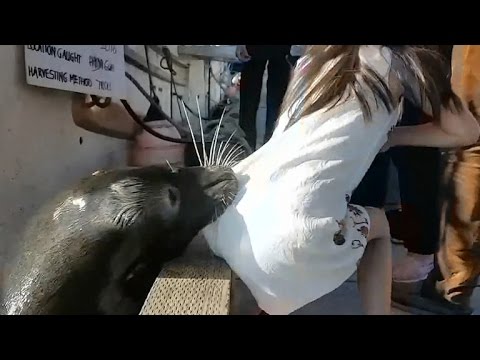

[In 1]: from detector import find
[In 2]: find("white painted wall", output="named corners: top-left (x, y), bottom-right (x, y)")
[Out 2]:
top-left (0, 45), bottom-right (222, 278)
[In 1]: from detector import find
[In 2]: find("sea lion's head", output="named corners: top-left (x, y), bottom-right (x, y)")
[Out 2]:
top-left (0, 164), bottom-right (239, 316)
top-left (108, 164), bottom-right (238, 257)
top-left (151, 164), bottom-right (238, 235)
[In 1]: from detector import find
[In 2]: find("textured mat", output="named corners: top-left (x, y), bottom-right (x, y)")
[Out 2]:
top-left (140, 256), bottom-right (232, 315)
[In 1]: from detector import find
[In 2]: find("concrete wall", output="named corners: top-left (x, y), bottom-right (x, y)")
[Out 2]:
top-left (0, 45), bottom-right (221, 273)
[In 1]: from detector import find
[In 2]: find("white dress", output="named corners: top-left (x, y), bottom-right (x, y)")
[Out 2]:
top-left (202, 45), bottom-right (404, 315)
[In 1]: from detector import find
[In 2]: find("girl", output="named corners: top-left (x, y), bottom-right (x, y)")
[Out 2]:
top-left (202, 45), bottom-right (480, 315)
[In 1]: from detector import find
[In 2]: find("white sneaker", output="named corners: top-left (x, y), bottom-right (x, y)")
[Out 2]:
top-left (393, 252), bottom-right (434, 283)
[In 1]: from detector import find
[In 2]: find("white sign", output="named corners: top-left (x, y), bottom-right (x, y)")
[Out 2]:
top-left (24, 45), bottom-right (126, 99)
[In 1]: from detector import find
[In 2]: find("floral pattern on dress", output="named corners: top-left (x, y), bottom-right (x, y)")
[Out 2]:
top-left (348, 204), bottom-right (369, 249)
top-left (332, 196), bottom-right (369, 250)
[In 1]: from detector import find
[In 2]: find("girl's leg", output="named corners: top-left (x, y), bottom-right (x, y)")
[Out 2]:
top-left (357, 207), bottom-right (392, 315)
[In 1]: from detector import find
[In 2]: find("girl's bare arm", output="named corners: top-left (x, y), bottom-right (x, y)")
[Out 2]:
top-left (388, 99), bottom-right (480, 148)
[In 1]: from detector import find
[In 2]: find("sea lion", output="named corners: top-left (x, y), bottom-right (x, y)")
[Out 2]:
top-left (1, 165), bottom-right (238, 315)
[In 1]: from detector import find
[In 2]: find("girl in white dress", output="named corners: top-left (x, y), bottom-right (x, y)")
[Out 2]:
top-left (202, 45), bottom-right (480, 315)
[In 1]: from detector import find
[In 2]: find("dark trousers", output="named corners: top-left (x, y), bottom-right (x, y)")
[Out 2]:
top-left (351, 100), bottom-right (442, 255)
top-left (239, 55), bottom-right (292, 150)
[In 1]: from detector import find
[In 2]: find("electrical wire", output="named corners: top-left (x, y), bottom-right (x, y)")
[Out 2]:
top-left (124, 71), bottom-right (187, 137)
top-left (159, 47), bottom-right (184, 122)
top-left (120, 99), bottom-right (193, 144)
top-left (85, 46), bottom-right (252, 155)
top-left (160, 47), bottom-right (224, 121)
top-left (144, 45), bottom-right (155, 97)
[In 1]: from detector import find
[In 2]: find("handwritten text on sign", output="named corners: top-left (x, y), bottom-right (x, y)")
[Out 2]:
top-left (24, 45), bottom-right (126, 99)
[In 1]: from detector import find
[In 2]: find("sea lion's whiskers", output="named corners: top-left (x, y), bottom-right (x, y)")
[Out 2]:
top-left (181, 101), bottom-right (203, 166)
top-left (165, 160), bottom-right (174, 172)
top-left (224, 146), bottom-right (244, 167)
top-left (226, 158), bottom-right (242, 168)
top-left (222, 143), bottom-right (241, 167)
top-left (195, 96), bottom-right (209, 167)
top-left (216, 144), bottom-right (226, 167)
top-left (220, 142), bottom-right (240, 167)
top-left (226, 149), bottom-right (245, 167)
top-left (214, 141), bottom-right (226, 166)
top-left (209, 108), bottom-right (227, 166)
top-left (216, 131), bottom-right (237, 166)
top-left (227, 160), bottom-right (240, 168)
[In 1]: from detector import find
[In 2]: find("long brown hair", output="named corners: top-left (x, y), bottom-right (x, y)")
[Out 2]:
top-left (281, 45), bottom-right (461, 128)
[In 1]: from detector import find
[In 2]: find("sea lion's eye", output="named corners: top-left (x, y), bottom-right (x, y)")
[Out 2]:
top-left (168, 188), bottom-right (179, 206)
top-left (160, 187), bottom-right (181, 223)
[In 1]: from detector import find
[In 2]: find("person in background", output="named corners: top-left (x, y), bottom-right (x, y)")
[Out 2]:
top-left (351, 102), bottom-right (442, 283)
top-left (387, 103), bottom-right (442, 282)
top-left (352, 46), bottom-right (453, 286)
top-left (236, 45), bottom-right (293, 150)
top-left (401, 45), bottom-right (480, 315)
